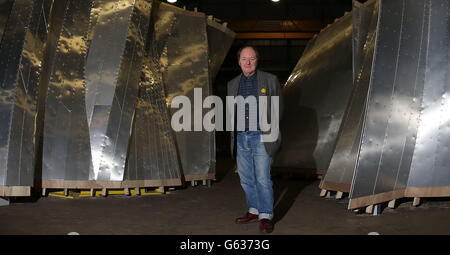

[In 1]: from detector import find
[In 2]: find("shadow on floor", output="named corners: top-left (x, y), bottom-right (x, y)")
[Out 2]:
top-left (272, 171), bottom-right (317, 224)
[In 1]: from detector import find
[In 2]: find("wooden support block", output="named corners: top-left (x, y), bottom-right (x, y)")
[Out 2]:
top-left (365, 205), bottom-right (373, 214)
top-left (124, 188), bottom-right (130, 196)
top-left (202, 180), bottom-right (207, 186)
top-left (90, 189), bottom-right (95, 197)
top-left (194, 7), bottom-right (198, 12)
top-left (64, 189), bottom-right (68, 196)
top-left (319, 189), bottom-right (327, 197)
top-left (222, 22), bottom-right (228, 27)
top-left (42, 188), bottom-right (46, 197)
top-left (191, 181), bottom-right (196, 187)
top-left (135, 187), bottom-right (140, 196)
top-left (159, 186), bottom-right (165, 194)
top-left (413, 197), bottom-right (421, 207)
top-left (388, 199), bottom-right (396, 209)
top-left (335, 191), bottom-right (343, 200)
top-left (102, 188), bottom-right (107, 197)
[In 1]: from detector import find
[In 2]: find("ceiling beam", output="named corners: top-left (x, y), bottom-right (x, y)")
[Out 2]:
top-left (235, 32), bottom-right (316, 39)
top-left (226, 19), bottom-right (333, 32)
top-left (225, 18), bottom-right (334, 39)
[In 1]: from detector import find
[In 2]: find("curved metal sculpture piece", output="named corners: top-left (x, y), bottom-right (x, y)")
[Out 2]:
top-left (320, 0), bottom-right (379, 193)
top-left (351, 0), bottom-right (377, 82)
top-left (42, 0), bottom-right (94, 184)
top-left (157, 4), bottom-right (215, 182)
top-left (406, 0), bottom-right (450, 198)
top-left (42, 0), bottom-right (156, 189)
top-left (0, 0), bottom-right (53, 196)
top-left (206, 18), bottom-right (235, 82)
top-left (348, 0), bottom-right (449, 209)
top-left (84, 0), bottom-right (154, 182)
top-left (125, 20), bottom-right (183, 187)
top-left (272, 12), bottom-right (354, 173)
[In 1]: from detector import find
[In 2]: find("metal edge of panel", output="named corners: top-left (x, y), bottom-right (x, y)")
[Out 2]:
top-left (206, 17), bottom-right (236, 38)
top-left (321, 0), bottom-right (379, 192)
top-left (349, 0), bottom-right (405, 207)
top-left (352, 0), bottom-right (376, 82)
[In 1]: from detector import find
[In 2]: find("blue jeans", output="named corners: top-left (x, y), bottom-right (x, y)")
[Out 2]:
top-left (236, 131), bottom-right (273, 220)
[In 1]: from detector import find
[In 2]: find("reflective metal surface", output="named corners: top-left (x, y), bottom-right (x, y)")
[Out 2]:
top-left (125, 41), bottom-right (182, 184)
top-left (272, 12), bottom-right (354, 172)
top-left (349, 0), bottom-right (432, 209)
top-left (42, 0), bottom-right (93, 181)
top-left (206, 19), bottom-right (235, 82)
top-left (157, 4), bottom-right (215, 180)
top-left (352, 0), bottom-right (376, 82)
top-left (42, 0), bottom-right (155, 183)
top-left (320, 0), bottom-right (379, 192)
top-left (85, 0), bottom-right (153, 181)
top-left (407, 0), bottom-right (449, 193)
top-left (0, 0), bottom-right (53, 186)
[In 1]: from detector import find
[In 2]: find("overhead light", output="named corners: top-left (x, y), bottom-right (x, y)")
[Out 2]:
top-left (168, 0), bottom-right (177, 3)
top-left (271, 0), bottom-right (280, 2)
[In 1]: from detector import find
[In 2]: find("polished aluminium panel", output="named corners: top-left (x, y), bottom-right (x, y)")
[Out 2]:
top-left (0, 0), bottom-right (53, 187)
top-left (125, 41), bottom-right (182, 185)
top-left (206, 18), bottom-right (235, 82)
top-left (42, 0), bottom-right (93, 181)
top-left (84, 0), bottom-right (154, 182)
top-left (157, 5), bottom-right (215, 180)
top-left (349, 0), bottom-right (430, 209)
top-left (352, 0), bottom-right (376, 82)
top-left (407, 0), bottom-right (449, 194)
top-left (320, 0), bottom-right (379, 192)
top-left (272, 13), bottom-right (354, 172)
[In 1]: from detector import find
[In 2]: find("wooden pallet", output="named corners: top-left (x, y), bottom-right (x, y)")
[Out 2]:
top-left (319, 189), bottom-right (345, 200)
top-left (44, 187), bottom-right (171, 198)
top-left (41, 179), bottom-right (181, 197)
top-left (0, 186), bottom-right (31, 197)
top-left (184, 174), bottom-right (215, 187)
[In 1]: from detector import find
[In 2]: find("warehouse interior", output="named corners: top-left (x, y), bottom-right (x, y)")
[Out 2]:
top-left (0, 0), bottom-right (449, 236)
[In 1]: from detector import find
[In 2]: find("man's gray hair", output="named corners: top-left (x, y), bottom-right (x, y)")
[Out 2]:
top-left (236, 45), bottom-right (260, 61)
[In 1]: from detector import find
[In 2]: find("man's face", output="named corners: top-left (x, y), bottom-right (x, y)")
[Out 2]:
top-left (238, 47), bottom-right (258, 77)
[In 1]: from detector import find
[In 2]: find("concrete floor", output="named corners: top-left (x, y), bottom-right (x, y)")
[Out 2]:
top-left (0, 158), bottom-right (449, 235)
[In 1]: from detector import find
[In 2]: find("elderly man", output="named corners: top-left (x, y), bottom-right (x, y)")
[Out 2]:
top-left (227, 45), bottom-right (283, 233)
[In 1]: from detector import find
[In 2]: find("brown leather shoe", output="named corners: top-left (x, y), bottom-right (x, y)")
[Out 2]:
top-left (259, 219), bottom-right (274, 233)
top-left (235, 212), bottom-right (259, 224)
